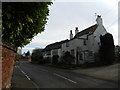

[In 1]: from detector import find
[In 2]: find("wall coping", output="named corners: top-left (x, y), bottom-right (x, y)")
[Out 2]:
top-left (0, 41), bottom-right (17, 53)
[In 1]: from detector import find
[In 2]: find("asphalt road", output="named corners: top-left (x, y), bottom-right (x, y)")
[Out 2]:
top-left (19, 61), bottom-right (118, 88)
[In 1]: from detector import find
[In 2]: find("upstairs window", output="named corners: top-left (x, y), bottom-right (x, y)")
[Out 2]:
top-left (66, 42), bottom-right (69, 47)
top-left (71, 49), bottom-right (74, 56)
top-left (83, 40), bottom-right (86, 45)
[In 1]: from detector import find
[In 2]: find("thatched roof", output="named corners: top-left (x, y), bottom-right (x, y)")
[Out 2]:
top-left (43, 39), bottom-right (69, 51)
top-left (74, 24), bottom-right (98, 38)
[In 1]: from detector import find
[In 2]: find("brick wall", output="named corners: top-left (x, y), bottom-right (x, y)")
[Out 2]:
top-left (1, 42), bottom-right (16, 88)
top-left (19, 58), bottom-right (31, 61)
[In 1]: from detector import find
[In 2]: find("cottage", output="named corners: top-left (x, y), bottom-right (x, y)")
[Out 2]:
top-left (44, 15), bottom-right (107, 65)
top-left (43, 39), bottom-right (69, 63)
top-left (61, 15), bottom-right (107, 64)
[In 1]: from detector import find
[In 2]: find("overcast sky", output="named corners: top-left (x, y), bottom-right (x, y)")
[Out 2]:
top-left (22, 0), bottom-right (119, 53)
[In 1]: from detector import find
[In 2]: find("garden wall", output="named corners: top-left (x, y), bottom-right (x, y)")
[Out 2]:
top-left (0, 42), bottom-right (16, 88)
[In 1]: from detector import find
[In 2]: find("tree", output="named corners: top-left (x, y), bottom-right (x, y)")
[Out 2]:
top-left (25, 51), bottom-right (30, 57)
top-left (31, 48), bottom-right (44, 64)
top-left (99, 33), bottom-right (115, 65)
top-left (2, 2), bottom-right (52, 47)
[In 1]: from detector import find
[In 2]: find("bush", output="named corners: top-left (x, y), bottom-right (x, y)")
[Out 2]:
top-left (52, 55), bottom-right (59, 64)
top-left (44, 57), bottom-right (51, 63)
top-left (99, 33), bottom-right (115, 65)
top-left (31, 48), bottom-right (44, 64)
top-left (62, 51), bottom-right (75, 65)
top-left (15, 54), bottom-right (22, 62)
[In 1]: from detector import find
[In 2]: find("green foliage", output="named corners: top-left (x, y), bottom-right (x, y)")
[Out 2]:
top-left (15, 53), bottom-right (22, 61)
top-left (99, 33), bottom-right (115, 65)
top-left (25, 51), bottom-right (30, 57)
top-left (62, 51), bottom-right (75, 65)
top-left (52, 55), bottom-right (59, 64)
top-left (2, 2), bottom-right (52, 47)
top-left (31, 48), bottom-right (44, 64)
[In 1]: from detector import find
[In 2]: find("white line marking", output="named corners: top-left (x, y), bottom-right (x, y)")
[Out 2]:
top-left (17, 66), bottom-right (39, 89)
top-left (25, 75), bottom-right (31, 80)
top-left (53, 73), bottom-right (77, 84)
top-left (18, 67), bottom-right (31, 80)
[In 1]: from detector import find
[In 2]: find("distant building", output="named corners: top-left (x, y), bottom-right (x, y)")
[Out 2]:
top-left (17, 47), bottom-right (22, 54)
top-left (43, 15), bottom-right (108, 64)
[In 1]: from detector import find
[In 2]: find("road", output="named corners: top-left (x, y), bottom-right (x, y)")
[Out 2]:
top-left (18, 61), bottom-right (118, 88)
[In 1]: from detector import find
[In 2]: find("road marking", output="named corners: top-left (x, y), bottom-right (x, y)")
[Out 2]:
top-left (17, 66), bottom-right (39, 89)
top-left (18, 67), bottom-right (31, 80)
top-left (53, 73), bottom-right (77, 84)
top-left (25, 74), bottom-right (31, 80)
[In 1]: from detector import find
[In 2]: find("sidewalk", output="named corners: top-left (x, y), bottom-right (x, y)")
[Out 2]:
top-left (11, 65), bottom-right (37, 89)
top-left (72, 63), bottom-right (119, 83)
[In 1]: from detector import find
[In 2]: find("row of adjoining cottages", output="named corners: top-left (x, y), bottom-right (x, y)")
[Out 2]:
top-left (43, 15), bottom-right (108, 65)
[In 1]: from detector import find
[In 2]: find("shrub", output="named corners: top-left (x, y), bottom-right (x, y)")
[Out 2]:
top-left (99, 33), bottom-right (115, 65)
top-left (52, 55), bottom-right (59, 64)
top-left (62, 51), bottom-right (75, 65)
top-left (44, 57), bottom-right (51, 63)
top-left (31, 48), bottom-right (44, 64)
top-left (15, 54), bottom-right (21, 62)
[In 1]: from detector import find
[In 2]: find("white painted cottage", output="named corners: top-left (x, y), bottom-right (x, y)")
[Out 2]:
top-left (43, 39), bottom-right (69, 63)
top-left (61, 15), bottom-right (107, 64)
top-left (44, 15), bottom-right (107, 64)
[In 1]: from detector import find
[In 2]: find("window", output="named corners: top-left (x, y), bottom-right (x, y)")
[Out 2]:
top-left (63, 51), bottom-right (65, 54)
top-left (79, 53), bottom-right (83, 60)
top-left (66, 42), bottom-right (69, 47)
top-left (89, 51), bottom-right (93, 56)
top-left (71, 49), bottom-right (74, 56)
top-left (83, 40), bottom-right (86, 45)
top-left (98, 42), bottom-right (100, 45)
top-left (52, 50), bottom-right (58, 56)
top-left (47, 51), bottom-right (51, 55)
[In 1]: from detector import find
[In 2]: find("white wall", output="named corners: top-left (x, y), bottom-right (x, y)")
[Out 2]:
top-left (61, 38), bottom-right (88, 64)
top-left (87, 34), bottom-right (95, 53)
top-left (93, 25), bottom-right (107, 53)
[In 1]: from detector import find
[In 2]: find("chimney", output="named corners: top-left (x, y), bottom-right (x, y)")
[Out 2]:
top-left (75, 27), bottom-right (79, 35)
top-left (96, 15), bottom-right (103, 25)
top-left (70, 30), bottom-right (73, 39)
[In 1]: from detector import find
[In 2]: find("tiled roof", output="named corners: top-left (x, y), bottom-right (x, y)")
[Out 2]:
top-left (44, 39), bottom-right (69, 51)
top-left (74, 24), bottom-right (98, 38)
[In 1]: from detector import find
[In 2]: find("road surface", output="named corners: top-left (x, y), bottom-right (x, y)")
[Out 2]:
top-left (18, 61), bottom-right (118, 88)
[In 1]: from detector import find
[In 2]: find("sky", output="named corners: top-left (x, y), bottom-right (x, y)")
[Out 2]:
top-left (22, 0), bottom-right (119, 54)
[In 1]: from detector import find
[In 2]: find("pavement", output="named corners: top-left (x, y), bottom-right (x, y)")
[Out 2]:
top-left (10, 62), bottom-right (119, 88)
top-left (72, 63), bottom-right (119, 83)
top-left (11, 65), bottom-right (37, 89)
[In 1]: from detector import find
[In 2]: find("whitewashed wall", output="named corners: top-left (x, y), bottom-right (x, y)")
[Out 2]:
top-left (93, 25), bottom-right (107, 53)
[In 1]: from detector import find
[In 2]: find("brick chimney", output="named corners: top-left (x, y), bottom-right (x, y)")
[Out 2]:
top-left (75, 27), bottom-right (79, 35)
top-left (70, 30), bottom-right (73, 39)
top-left (96, 15), bottom-right (103, 25)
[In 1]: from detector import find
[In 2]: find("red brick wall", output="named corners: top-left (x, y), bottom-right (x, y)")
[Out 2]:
top-left (1, 43), bottom-right (16, 88)
top-left (19, 58), bottom-right (30, 61)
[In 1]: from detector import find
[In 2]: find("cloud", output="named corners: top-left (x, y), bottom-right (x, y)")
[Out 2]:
top-left (22, 47), bottom-right (35, 50)
top-left (22, 1), bottom-right (118, 53)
